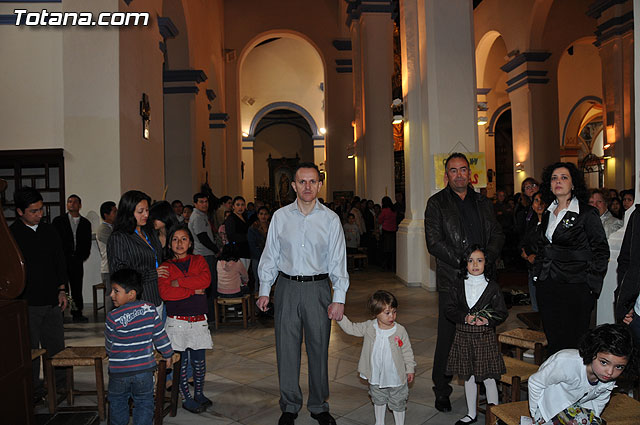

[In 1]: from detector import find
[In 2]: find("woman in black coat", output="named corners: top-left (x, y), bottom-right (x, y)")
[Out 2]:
top-left (533, 162), bottom-right (609, 354)
top-left (224, 196), bottom-right (251, 270)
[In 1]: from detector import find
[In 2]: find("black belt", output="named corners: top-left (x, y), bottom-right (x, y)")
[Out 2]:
top-left (279, 271), bottom-right (329, 282)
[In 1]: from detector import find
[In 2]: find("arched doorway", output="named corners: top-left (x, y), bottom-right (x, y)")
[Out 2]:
top-left (494, 110), bottom-right (514, 195)
top-left (253, 109), bottom-right (314, 206)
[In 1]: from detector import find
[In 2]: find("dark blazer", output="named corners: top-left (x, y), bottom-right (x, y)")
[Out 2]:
top-left (533, 201), bottom-right (609, 296)
top-left (107, 229), bottom-right (163, 306)
top-left (10, 219), bottom-right (68, 306)
top-left (424, 186), bottom-right (505, 292)
top-left (225, 213), bottom-right (250, 258)
top-left (52, 213), bottom-right (92, 262)
top-left (616, 206), bottom-right (640, 321)
top-left (445, 278), bottom-right (508, 328)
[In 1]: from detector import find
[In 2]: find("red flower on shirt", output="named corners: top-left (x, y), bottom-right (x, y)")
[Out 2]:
top-left (394, 336), bottom-right (403, 347)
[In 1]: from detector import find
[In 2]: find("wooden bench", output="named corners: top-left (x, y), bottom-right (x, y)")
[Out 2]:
top-left (347, 253), bottom-right (368, 270)
top-left (485, 393), bottom-right (640, 425)
top-left (499, 328), bottom-right (548, 365)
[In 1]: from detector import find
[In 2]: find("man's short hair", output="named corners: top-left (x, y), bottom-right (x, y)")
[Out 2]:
top-left (444, 152), bottom-right (470, 170)
top-left (110, 269), bottom-right (142, 299)
top-left (14, 187), bottom-right (43, 212)
top-left (100, 201), bottom-right (116, 220)
top-left (294, 162), bottom-right (320, 179)
top-left (171, 199), bottom-right (183, 207)
top-left (68, 194), bottom-right (82, 204)
top-left (193, 192), bottom-right (208, 204)
top-left (347, 213), bottom-right (355, 219)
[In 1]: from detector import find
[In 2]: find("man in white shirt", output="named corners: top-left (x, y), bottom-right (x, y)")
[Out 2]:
top-left (96, 201), bottom-right (117, 311)
top-left (257, 163), bottom-right (349, 425)
top-left (589, 189), bottom-right (622, 238)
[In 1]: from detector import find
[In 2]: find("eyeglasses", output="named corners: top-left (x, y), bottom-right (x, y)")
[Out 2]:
top-left (524, 184), bottom-right (538, 190)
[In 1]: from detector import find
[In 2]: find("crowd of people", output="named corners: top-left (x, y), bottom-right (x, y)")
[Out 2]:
top-left (9, 155), bottom-right (640, 425)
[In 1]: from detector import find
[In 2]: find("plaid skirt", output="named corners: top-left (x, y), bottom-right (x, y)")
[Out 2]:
top-left (446, 323), bottom-right (505, 381)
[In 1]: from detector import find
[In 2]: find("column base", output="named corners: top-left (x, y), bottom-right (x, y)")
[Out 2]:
top-left (396, 218), bottom-right (436, 291)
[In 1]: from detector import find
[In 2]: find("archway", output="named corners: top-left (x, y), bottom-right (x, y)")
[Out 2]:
top-left (494, 109), bottom-right (514, 195)
top-left (238, 34), bottom-right (326, 200)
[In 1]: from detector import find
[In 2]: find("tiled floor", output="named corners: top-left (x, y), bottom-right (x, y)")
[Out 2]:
top-left (37, 268), bottom-right (531, 424)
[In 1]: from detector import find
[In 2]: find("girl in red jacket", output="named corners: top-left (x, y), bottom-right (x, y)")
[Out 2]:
top-left (158, 224), bottom-right (213, 414)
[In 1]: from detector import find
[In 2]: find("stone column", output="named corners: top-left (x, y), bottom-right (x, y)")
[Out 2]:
top-left (349, 18), bottom-right (366, 196)
top-left (348, 1), bottom-right (395, 202)
top-left (396, 0), bottom-right (478, 289)
top-left (502, 53), bottom-right (560, 188)
top-left (588, 0), bottom-right (635, 190)
top-left (241, 139), bottom-right (254, 201)
top-left (596, 0), bottom-right (639, 324)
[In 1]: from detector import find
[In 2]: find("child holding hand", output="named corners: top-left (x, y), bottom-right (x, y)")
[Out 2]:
top-left (528, 323), bottom-right (637, 424)
top-left (446, 244), bottom-right (508, 425)
top-left (336, 290), bottom-right (415, 425)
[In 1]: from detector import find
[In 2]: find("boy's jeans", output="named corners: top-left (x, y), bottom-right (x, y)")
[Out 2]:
top-left (109, 371), bottom-right (155, 425)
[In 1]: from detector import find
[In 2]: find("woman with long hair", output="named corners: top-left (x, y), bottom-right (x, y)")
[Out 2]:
top-left (533, 162), bottom-right (609, 354)
top-left (150, 200), bottom-right (179, 251)
top-left (247, 206), bottom-right (270, 293)
top-left (519, 191), bottom-right (547, 312)
top-left (224, 196), bottom-right (251, 270)
top-left (107, 190), bottom-right (165, 316)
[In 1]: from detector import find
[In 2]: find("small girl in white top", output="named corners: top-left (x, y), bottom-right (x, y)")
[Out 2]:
top-left (528, 323), bottom-right (636, 424)
top-left (336, 290), bottom-right (416, 425)
top-left (446, 245), bottom-right (508, 425)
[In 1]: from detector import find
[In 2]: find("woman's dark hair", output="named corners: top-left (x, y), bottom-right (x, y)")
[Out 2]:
top-left (232, 196), bottom-right (245, 205)
top-left (609, 197), bottom-right (623, 219)
top-left (381, 196), bottom-right (394, 209)
top-left (458, 244), bottom-right (495, 281)
top-left (150, 200), bottom-right (179, 230)
top-left (367, 290), bottom-right (398, 316)
top-left (578, 323), bottom-right (638, 379)
top-left (539, 162), bottom-right (589, 206)
top-left (620, 189), bottom-right (635, 202)
top-left (219, 243), bottom-right (240, 262)
top-left (166, 223), bottom-right (194, 259)
top-left (219, 195), bottom-right (232, 205)
top-left (256, 206), bottom-right (269, 216)
top-left (113, 190), bottom-right (151, 234)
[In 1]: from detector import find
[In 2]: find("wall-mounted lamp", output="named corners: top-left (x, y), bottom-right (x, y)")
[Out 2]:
top-left (477, 116), bottom-right (488, 126)
top-left (515, 162), bottom-right (525, 173)
top-left (347, 143), bottom-right (355, 159)
top-left (319, 127), bottom-right (327, 135)
top-left (603, 143), bottom-right (613, 159)
top-left (606, 124), bottom-right (615, 144)
top-left (242, 131), bottom-right (249, 137)
top-left (391, 98), bottom-right (404, 125)
top-left (347, 154), bottom-right (355, 159)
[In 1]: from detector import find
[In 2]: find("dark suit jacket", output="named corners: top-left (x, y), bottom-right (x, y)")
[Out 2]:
top-left (616, 206), bottom-right (640, 321)
top-left (533, 201), bottom-right (609, 296)
top-left (424, 186), bottom-right (504, 292)
top-left (52, 213), bottom-right (92, 262)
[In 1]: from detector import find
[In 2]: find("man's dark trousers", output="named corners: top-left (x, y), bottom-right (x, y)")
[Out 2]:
top-left (432, 290), bottom-right (455, 398)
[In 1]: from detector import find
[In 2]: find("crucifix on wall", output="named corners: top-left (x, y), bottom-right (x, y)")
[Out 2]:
top-left (201, 142), bottom-right (206, 168)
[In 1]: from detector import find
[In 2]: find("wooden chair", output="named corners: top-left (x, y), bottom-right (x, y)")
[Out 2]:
top-left (499, 328), bottom-right (548, 365)
top-left (92, 282), bottom-right (106, 321)
top-left (478, 355), bottom-right (539, 415)
top-left (214, 294), bottom-right (253, 329)
top-left (153, 352), bottom-right (181, 424)
top-left (44, 346), bottom-right (108, 420)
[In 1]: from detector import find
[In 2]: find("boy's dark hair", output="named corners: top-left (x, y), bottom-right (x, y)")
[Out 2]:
top-left (166, 224), bottom-right (194, 259)
top-left (444, 152), bottom-right (470, 169)
top-left (183, 204), bottom-right (194, 212)
top-left (110, 269), bottom-right (143, 300)
top-left (193, 192), bottom-right (208, 204)
top-left (458, 244), bottom-right (495, 281)
top-left (100, 201), bottom-right (116, 220)
top-left (367, 290), bottom-right (398, 316)
top-left (14, 187), bottom-right (43, 212)
top-left (347, 213), bottom-right (355, 219)
top-left (232, 195), bottom-right (245, 205)
top-left (219, 243), bottom-right (240, 262)
top-left (294, 162), bottom-right (320, 179)
top-left (171, 199), bottom-right (183, 207)
top-left (579, 323), bottom-right (638, 378)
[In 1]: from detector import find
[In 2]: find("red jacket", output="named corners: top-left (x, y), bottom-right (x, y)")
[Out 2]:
top-left (158, 254), bottom-right (211, 301)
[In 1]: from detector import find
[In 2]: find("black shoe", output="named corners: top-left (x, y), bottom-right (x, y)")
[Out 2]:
top-left (278, 412), bottom-right (298, 425)
top-left (182, 400), bottom-right (206, 414)
top-left (310, 411), bottom-right (336, 425)
top-left (72, 314), bottom-right (89, 323)
top-left (454, 415), bottom-right (477, 425)
top-left (434, 395), bottom-right (452, 412)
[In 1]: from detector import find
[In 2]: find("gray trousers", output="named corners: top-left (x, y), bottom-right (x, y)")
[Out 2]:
top-left (102, 272), bottom-right (114, 312)
top-left (28, 305), bottom-right (66, 390)
top-left (274, 276), bottom-right (331, 414)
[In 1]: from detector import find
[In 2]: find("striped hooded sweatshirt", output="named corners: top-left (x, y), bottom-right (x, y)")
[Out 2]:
top-left (105, 300), bottom-right (173, 375)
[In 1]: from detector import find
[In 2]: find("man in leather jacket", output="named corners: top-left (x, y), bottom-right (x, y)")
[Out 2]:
top-left (424, 152), bottom-right (504, 412)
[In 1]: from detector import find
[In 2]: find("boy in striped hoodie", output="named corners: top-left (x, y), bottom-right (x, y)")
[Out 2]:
top-left (105, 269), bottom-right (174, 425)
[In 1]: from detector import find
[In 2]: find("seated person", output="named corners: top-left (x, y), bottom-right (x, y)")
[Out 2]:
top-left (216, 244), bottom-right (249, 298)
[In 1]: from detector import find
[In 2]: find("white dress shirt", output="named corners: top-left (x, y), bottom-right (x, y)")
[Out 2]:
top-left (545, 197), bottom-right (580, 242)
top-left (465, 273), bottom-right (488, 308)
top-left (258, 199), bottom-right (349, 303)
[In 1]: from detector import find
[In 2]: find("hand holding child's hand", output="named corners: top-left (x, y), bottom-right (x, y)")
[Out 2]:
top-left (165, 357), bottom-right (173, 368)
top-left (407, 373), bottom-right (415, 383)
top-left (157, 265), bottom-right (169, 279)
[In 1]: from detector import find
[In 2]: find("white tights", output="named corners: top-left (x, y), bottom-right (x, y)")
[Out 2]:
top-left (462, 376), bottom-right (498, 421)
